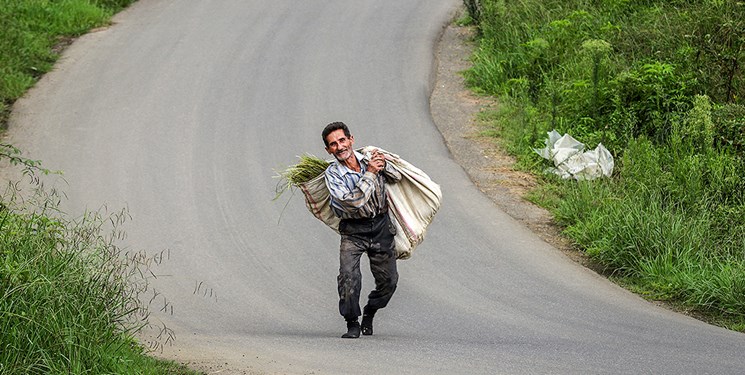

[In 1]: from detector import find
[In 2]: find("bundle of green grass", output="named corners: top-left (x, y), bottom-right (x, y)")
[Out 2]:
top-left (274, 154), bottom-right (329, 199)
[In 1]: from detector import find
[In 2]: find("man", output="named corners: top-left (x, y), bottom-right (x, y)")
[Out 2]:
top-left (322, 121), bottom-right (402, 339)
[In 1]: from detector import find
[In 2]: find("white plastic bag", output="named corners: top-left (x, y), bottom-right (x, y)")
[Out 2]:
top-left (534, 130), bottom-right (614, 180)
top-left (298, 146), bottom-right (442, 259)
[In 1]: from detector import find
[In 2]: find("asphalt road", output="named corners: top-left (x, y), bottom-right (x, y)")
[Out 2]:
top-left (6, 1), bottom-right (745, 374)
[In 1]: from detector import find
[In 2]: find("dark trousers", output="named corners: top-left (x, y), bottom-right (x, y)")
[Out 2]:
top-left (337, 213), bottom-right (399, 321)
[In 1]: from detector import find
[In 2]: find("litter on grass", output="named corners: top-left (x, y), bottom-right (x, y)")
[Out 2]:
top-left (534, 130), bottom-right (614, 180)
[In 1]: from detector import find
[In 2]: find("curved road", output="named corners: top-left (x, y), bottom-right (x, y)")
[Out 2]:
top-left (7, 1), bottom-right (745, 374)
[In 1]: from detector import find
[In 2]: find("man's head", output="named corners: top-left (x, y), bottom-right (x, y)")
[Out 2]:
top-left (323, 121), bottom-right (355, 163)
top-left (322, 122), bottom-right (351, 147)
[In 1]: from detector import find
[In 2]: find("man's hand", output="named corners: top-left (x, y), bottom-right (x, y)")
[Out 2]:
top-left (366, 150), bottom-right (386, 174)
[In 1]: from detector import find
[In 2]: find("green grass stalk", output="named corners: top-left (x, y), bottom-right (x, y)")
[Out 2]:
top-left (273, 154), bottom-right (330, 200)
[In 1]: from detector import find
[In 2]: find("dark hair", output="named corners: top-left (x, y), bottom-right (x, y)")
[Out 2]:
top-left (322, 121), bottom-right (351, 146)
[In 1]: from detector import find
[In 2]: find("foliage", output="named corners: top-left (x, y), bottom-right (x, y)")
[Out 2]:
top-left (467, 0), bottom-right (745, 328)
top-left (0, 0), bottom-right (138, 129)
top-left (273, 154), bottom-right (330, 200)
top-left (466, 0), bottom-right (744, 151)
top-left (462, 0), bottom-right (482, 26)
top-left (713, 103), bottom-right (745, 154)
top-left (553, 136), bottom-right (745, 320)
top-left (0, 154), bottom-right (194, 373)
top-left (0, 0), bottom-right (206, 369)
top-left (611, 62), bottom-right (696, 145)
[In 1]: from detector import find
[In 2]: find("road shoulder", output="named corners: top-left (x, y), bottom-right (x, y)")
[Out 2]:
top-left (428, 19), bottom-right (607, 272)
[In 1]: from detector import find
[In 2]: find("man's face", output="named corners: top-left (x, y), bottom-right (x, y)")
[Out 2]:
top-left (325, 129), bottom-right (355, 163)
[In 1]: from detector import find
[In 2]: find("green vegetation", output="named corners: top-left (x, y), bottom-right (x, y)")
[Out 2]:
top-left (0, 0), bottom-right (136, 128)
top-left (464, 0), bottom-right (745, 329)
top-left (274, 154), bottom-right (330, 200)
top-left (1, 1), bottom-right (203, 370)
top-left (1, 146), bottom-right (199, 373)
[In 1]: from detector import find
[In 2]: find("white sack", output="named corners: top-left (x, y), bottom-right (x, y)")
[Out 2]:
top-left (298, 172), bottom-right (340, 232)
top-left (534, 130), bottom-right (614, 180)
top-left (298, 146), bottom-right (442, 260)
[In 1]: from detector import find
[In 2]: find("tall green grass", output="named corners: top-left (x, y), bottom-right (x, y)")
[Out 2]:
top-left (1, 150), bottom-right (197, 372)
top-left (465, 0), bottom-right (744, 152)
top-left (0, 0), bottom-right (137, 127)
top-left (464, 0), bottom-right (745, 329)
top-left (0, 1), bottom-right (201, 372)
top-left (551, 136), bottom-right (745, 322)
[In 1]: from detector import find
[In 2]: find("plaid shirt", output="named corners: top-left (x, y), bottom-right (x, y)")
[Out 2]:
top-left (324, 150), bottom-right (401, 219)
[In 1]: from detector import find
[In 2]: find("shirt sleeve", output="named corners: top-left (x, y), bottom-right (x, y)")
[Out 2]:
top-left (324, 167), bottom-right (377, 215)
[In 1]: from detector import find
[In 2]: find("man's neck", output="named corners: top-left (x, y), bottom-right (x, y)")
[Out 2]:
top-left (340, 152), bottom-right (361, 173)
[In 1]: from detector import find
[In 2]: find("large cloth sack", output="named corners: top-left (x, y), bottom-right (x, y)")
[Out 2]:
top-left (298, 146), bottom-right (442, 259)
top-left (299, 172), bottom-right (341, 233)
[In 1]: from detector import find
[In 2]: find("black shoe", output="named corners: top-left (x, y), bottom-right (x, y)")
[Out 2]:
top-left (361, 314), bottom-right (374, 336)
top-left (341, 321), bottom-right (360, 339)
top-left (361, 306), bottom-right (376, 336)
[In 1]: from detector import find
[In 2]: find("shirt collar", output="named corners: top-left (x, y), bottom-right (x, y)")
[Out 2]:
top-left (333, 150), bottom-right (367, 175)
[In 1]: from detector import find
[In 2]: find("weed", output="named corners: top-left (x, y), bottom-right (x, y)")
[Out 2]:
top-left (0, 0), bottom-right (138, 130)
top-left (468, 0), bottom-right (745, 329)
top-left (1, 153), bottom-right (196, 373)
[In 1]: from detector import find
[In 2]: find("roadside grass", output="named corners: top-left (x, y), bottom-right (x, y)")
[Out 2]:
top-left (482, 98), bottom-right (745, 331)
top-left (1, 147), bottom-right (201, 373)
top-left (0, 0), bottom-right (137, 129)
top-left (0, 0), bottom-right (206, 367)
top-left (463, 0), bottom-right (745, 330)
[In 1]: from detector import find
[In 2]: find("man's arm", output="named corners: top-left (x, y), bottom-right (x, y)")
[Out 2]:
top-left (369, 149), bottom-right (401, 183)
top-left (324, 167), bottom-right (376, 214)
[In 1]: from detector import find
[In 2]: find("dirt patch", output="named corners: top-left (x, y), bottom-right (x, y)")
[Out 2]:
top-left (429, 18), bottom-right (596, 269)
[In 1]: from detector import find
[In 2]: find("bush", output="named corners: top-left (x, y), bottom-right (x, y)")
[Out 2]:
top-left (467, 0), bottom-right (744, 152)
top-left (713, 103), bottom-right (745, 154)
top-left (468, 0), bottom-right (745, 328)
top-left (611, 62), bottom-right (696, 144)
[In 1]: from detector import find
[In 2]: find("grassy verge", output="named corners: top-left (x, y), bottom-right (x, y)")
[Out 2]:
top-left (463, 0), bottom-right (745, 330)
top-left (0, 149), bottom-right (200, 373)
top-left (1, 0), bottom-right (137, 129)
top-left (0, 1), bottom-right (204, 371)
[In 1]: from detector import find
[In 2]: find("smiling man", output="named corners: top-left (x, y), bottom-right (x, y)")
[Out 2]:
top-left (322, 121), bottom-right (402, 339)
